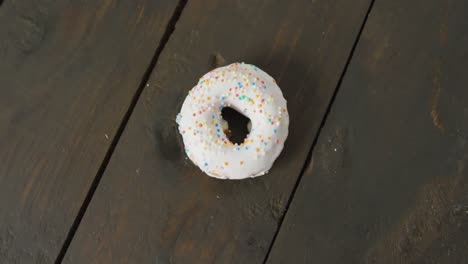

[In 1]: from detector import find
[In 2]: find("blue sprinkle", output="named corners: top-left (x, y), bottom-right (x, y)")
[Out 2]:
top-left (237, 82), bottom-right (241, 87)
top-left (254, 67), bottom-right (258, 71)
top-left (251, 82), bottom-right (255, 86)
top-left (237, 147), bottom-right (240, 151)
top-left (274, 129), bottom-right (277, 134)
top-left (212, 115), bottom-right (215, 119)
top-left (217, 134), bottom-right (221, 138)
top-left (217, 129), bottom-right (220, 132)
top-left (243, 109), bottom-right (247, 113)
top-left (264, 142), bottom-right (268, 146)
top-left (219, 105), bottom-right (223, 110)
top-left (215, 123), bottom-right (219, 127)
top-left (268, 118), bottom-right (271, 122)
top-left (204, 162), bottom-right (208, 166)
top-left (263, 85), bottom-right (267, 89)
top-left (245, 146), bottom-right (249, 150)
top-left (221, 96), bottom-right (225, 101)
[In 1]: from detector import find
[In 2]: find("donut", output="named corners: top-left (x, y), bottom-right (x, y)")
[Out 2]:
top-left (176, 63), bottom-right (289, 179)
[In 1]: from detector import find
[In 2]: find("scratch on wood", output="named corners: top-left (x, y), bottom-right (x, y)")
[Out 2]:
top-left (368, 35), bottom-right (390, 71)
top-left (95, 0), bottom-right (114, 21)
top-left (21, 158), bottom-right (46, 204)
top-left (431, 64), bottom-right (444, 131)
top-left (136, 3), bottom-right (146, 25)
top-left (303, 156), bottom-right (314, 176)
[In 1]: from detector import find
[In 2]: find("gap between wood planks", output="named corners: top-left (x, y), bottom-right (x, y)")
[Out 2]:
top-left (262, 0), bottom-right (376, 263)
top-left (54, 0), bottom-right (188, 263)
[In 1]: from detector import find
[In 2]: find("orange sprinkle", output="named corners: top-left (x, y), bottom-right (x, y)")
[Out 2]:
top-left (256, 148), bottom-right (260, 152)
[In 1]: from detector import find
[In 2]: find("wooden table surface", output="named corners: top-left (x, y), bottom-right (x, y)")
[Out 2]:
top-left (1, 0), bottom-right (467, 263)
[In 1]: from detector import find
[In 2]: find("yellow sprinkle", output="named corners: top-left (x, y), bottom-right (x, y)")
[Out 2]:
top-left (240, 161), bottom-right (244, 165)
top-left (224, 162), bottom-right (229, 166)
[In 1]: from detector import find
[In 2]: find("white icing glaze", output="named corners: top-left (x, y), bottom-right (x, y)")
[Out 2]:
top-left (177, 63), bottom-right (289, 179)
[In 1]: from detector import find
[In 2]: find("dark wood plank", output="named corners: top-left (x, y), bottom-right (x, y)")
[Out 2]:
top-left (0, 1), bottom-right (177, 262)
top-left (267, 0), bottom-right (468, 263)
top-left (63, 0), bottom-right (372, 263)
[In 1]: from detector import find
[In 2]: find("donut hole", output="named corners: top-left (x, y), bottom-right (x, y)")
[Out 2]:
top-left (221, 107), bottom-right (251, 145)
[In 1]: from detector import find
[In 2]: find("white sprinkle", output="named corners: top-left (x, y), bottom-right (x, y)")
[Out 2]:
top-left (105, 134), bottom-right (109, 139)
top-left (334, 148), bottom-right (337, 152)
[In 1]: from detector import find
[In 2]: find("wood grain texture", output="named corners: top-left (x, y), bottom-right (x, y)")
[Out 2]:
top-left (63, 0), bottom-right (372, 263)
top-left (267, 0), bottom-right (468, 263)
top-left (0, 1), bottom-right (176, 262)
